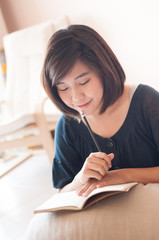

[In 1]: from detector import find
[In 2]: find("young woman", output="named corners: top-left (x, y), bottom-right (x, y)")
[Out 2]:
top-left (42, 24), bottom-right (159, 197)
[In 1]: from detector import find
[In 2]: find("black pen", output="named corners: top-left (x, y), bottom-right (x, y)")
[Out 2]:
top-left (81, 112), bottom-right (101, 152)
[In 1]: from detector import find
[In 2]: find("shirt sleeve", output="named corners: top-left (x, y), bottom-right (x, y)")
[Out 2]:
top-left (52, 116), bottom-right (83, 189)
top-left (143, 85), bottom-right (159, 152)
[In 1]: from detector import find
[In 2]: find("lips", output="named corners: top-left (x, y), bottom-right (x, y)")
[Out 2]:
top-left (76, 100), bottom-right (92, 109)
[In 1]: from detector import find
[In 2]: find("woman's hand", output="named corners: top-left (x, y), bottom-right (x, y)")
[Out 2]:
top-left (60, 152), bottom-right (114, 194)
top-left (74, 152), bottom-right (114, 186)
top-left (77, 168), bottom-right (128, 197)
top-left (62, 166), bottom-right (159, 195)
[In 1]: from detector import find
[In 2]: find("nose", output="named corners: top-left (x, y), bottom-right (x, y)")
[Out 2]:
top-left (71, 86), bottom-right (84, 102)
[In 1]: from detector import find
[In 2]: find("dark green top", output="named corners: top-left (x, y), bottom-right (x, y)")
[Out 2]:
top-left (53, 84), bottom-right (159, 188)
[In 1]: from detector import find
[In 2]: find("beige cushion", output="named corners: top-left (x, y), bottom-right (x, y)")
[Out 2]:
top-left (25, 183), bottom-right (159, 240)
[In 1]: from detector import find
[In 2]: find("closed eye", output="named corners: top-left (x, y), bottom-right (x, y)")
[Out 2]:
top-left (79, 79), bottom-right (90, 86)
top-left (58, 87), bottom-right (69, 92)
top-left (56, 86), bottom-right (69, 92)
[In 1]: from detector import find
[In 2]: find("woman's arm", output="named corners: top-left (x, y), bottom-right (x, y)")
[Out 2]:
top-left (77, 166), bottom-right (159, 197)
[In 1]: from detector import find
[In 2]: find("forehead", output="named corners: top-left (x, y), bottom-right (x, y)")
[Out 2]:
top-left (60, 61), bottom-right (91, 82)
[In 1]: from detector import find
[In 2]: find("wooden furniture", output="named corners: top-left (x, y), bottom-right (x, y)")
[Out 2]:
top-left (0, 17), bottom-right (69, 168)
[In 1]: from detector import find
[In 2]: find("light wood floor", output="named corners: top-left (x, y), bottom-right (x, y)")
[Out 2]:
top-left (0, 152), bottom-right (55, 240)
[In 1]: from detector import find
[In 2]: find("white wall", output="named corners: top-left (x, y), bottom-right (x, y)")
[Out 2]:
top-left (53, 0), bottom-right (159, 90)
top-left (1, 0), bottom-right (159, 90)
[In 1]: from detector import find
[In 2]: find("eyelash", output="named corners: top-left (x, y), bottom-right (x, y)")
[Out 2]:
top-left (58, 79), bottom-right (90, 92)
top-left (59, 87), bottom-right (69, 92)
top-left (79, 79), bottom-right (90, 86)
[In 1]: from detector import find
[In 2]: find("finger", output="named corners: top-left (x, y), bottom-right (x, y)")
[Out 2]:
top-left (77, 183), bottom-right (91, 196)
top-left (77, 182), bottom-right (97, 197)
top-left (96, 152), bottom-right (114, 168)
top-left (97, 181), bottom-right (107, 188)
top-left (108, 153), bottom-right (114, 161)
top-left (86, 162), bottom-right (108, 176)
top-left (96, 173), bottom-right (110, 188)
top-left (83, 183), bottom-right (97, 197)
top-left (84, 168), bottom-right (103, 181)
top-left (90, 152), bottom-right (113, 169)
top-left (102, 153), bottom-right (114, 168)
top-left (86, 155), bottom-right (109, 174)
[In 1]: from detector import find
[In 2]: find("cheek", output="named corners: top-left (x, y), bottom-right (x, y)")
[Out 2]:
top-left (90, 82), bottom-right (103, 96)
top-left (97, 82), bottom-right (104, 96)
top-left (58, 92), bottom-right (70, 105)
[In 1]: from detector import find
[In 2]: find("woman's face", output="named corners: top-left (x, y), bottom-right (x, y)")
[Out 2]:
top-left (56, 61), bottom-right (104, 117)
